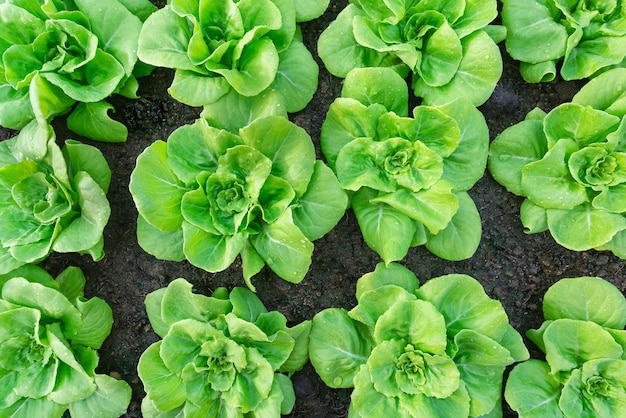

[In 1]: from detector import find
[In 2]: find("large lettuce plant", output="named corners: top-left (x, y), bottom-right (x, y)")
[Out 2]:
top-left (502, 0), bottom-right (626, 83)
top-left (0, 122), bottom-right (111, 274)
top-left (138, 277), bottom-right (311, 417)
top-left (489, 68), bottom-right (626, 257)
top-left (0, 0), bottom-right (156, 142)
top-left (129, 110), bottom-right (347, 288)
top-left (137, 0), bottom-right (326, 112)
top-left (0, 264), bottom-right (131, 417)
top-left (505, 276), bottom-right (626, 417)
top-left (317, 0), bottom-right (503, 105)
top-left (309, 262), bottom-right (529, 418)
top-left (321, 67), bottom-right (488, 262)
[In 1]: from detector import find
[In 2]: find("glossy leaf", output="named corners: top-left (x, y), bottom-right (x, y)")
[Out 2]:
top-left (309, 308), bottom-right (371, 388)
top-left (543, 277), bottom-right (626, 329)
top-left (352, 188), bottom-right (416, 264)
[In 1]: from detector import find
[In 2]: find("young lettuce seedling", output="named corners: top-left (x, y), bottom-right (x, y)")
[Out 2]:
top-left (0, 265), bottom-right (131, 417)
top-left (321, 67), bottom-right (489, 262)
top-left (137, 0), bottom-right (327, 112)
top-left (309, 262), bottom-right (529, 418)
top-left (318, 0), bottom-right (503, 106)
top-left (506, 276), bottom-right (626, 418)
top-left (489, 68), bottom-right (626, 257)
top-left (130, 109), bottom-right (347, 289)
top-left (0, 122), bottom-right (111, 273)
top-left (502, 0), bottom-right (626, 82)
top-left (0, 0), bottom-right (157, 141)
top-left (138, 278), bottom-right (311, 417)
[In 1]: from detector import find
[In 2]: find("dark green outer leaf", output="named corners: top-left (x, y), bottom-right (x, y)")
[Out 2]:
top-left (561, 36), bottom-right (626, 81)
top-left (505, 359), bottom-right (564, 418)
top-left (0, 264), bottom-right (57, 290)
top-left (2, 277), bottom-right (82, 338)
top-left (67, 102), bottom-right (128, 143)
top-left (453, 0), bottom-right (498, 38)
top-left (437, 98), bottom-right (488, 191)
top-left (250, 210), bottom-right (313, 283)
top-left (351, 187), bottom-right (416, 264)
top-left (68, 374), bottom-right (132, 418)
top-left (317, 4), bottom-right (383, 78)
top-left (543, 276), bottom-right (626, 329)
top-left (543, 319), bottom-right (623, 375)
top-left (309, 308), bottom-right (371, 388)
top-left (75, 0), bottom-right (143, 76)
top-left (488, 119), bottom-right (547, 196)
top-left (230, 287), bottom-right (267, 323)
top-left (341, 67), bottom-right (409, 116)
top-left (136, 215), bottom-right (185, 262)
top-left (453, 329), bottom-right (514, 417)
top-left (137, 342), bottom-right (187, 411)
top-left (137, 7), bottom-right (197, 71)
top-left (292, 161), bottom-right (347, 241)
top-left (520, 139), bottom-right (587, 210)
top-left (0, 80), bottom-right (34, 130)
top-left (200, 88), bottom-right (287, 134)
top-left (271, 37), bottom-right (318, 113)
top-left (546, 203), bottom-right (626, 251)
top-left (293, 0), bottom-right (329, 22)
top-left (417, 273), bottom-right (511, 343)
top-left (129, 140), bottom-right (189, 232)
top-left (572, 68), bottom-right (626, 118)
top-left (63, 139), bottom-right (111, 193)
top-left (116, 0), bottom-right (157, 22)
top-left (425, 190), bottom-right (481, 261)
top-left (71, 297), bottom-right (113, 349)
top-left (182, 222), bottom-right (247, 273)
top-left (502, 0), bottom-right (567, 64)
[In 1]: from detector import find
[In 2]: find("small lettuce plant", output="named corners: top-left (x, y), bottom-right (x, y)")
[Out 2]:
top-left (317, 0), bottom-right (503, 105)
top-left (0, 121), bottom-right (111, 274)
top-left (138, 277), bottom-right (311, 417)
top-left (505, 276), bottom-right (626, 417)
top-left (137, 0), bottom-right (327, 112)
top-left (129, 111), bottom-right (347, 288)
top-left (321, 67), bottom-right (488, 262)
top-left (489, 68), bottom-right (626, 257)
top-left (0, 0), bottom-right (157, 142)
top-left (502, 0), bottom-right (626, 82)
top-left (309, 262), bottom-right (529, 417)
top-left (0, 264), bottom-right (131, 417)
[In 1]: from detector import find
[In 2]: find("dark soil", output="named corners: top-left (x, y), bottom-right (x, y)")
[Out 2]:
top-left (5, 1), bottom-right (624, 417)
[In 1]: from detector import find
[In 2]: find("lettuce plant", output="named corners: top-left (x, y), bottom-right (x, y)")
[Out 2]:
top-left (129, 111), bottom-right (347, 288)
top-left (321, 67), bottom-right (488, 262)
top-left (309, 262), bottom-right (529, 418)
top-left (489, 68), bottom-right (626, 257)
top-left (317, 0), bottom-right (503, 105)
top-left (0, 0), bottom-right (157, 142)
top-left (0, 264), bottom-right (131, 417)
top-left (137, 0), bottom-right (326, 112)
top-left (0, 121), bottom-right (111, 274)
top-left (138, 277), bottom-right (310, 417)
top-left (502, 0), bottom-right (626, 83)
top-left (505, 276), bottom-right (626, 417)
